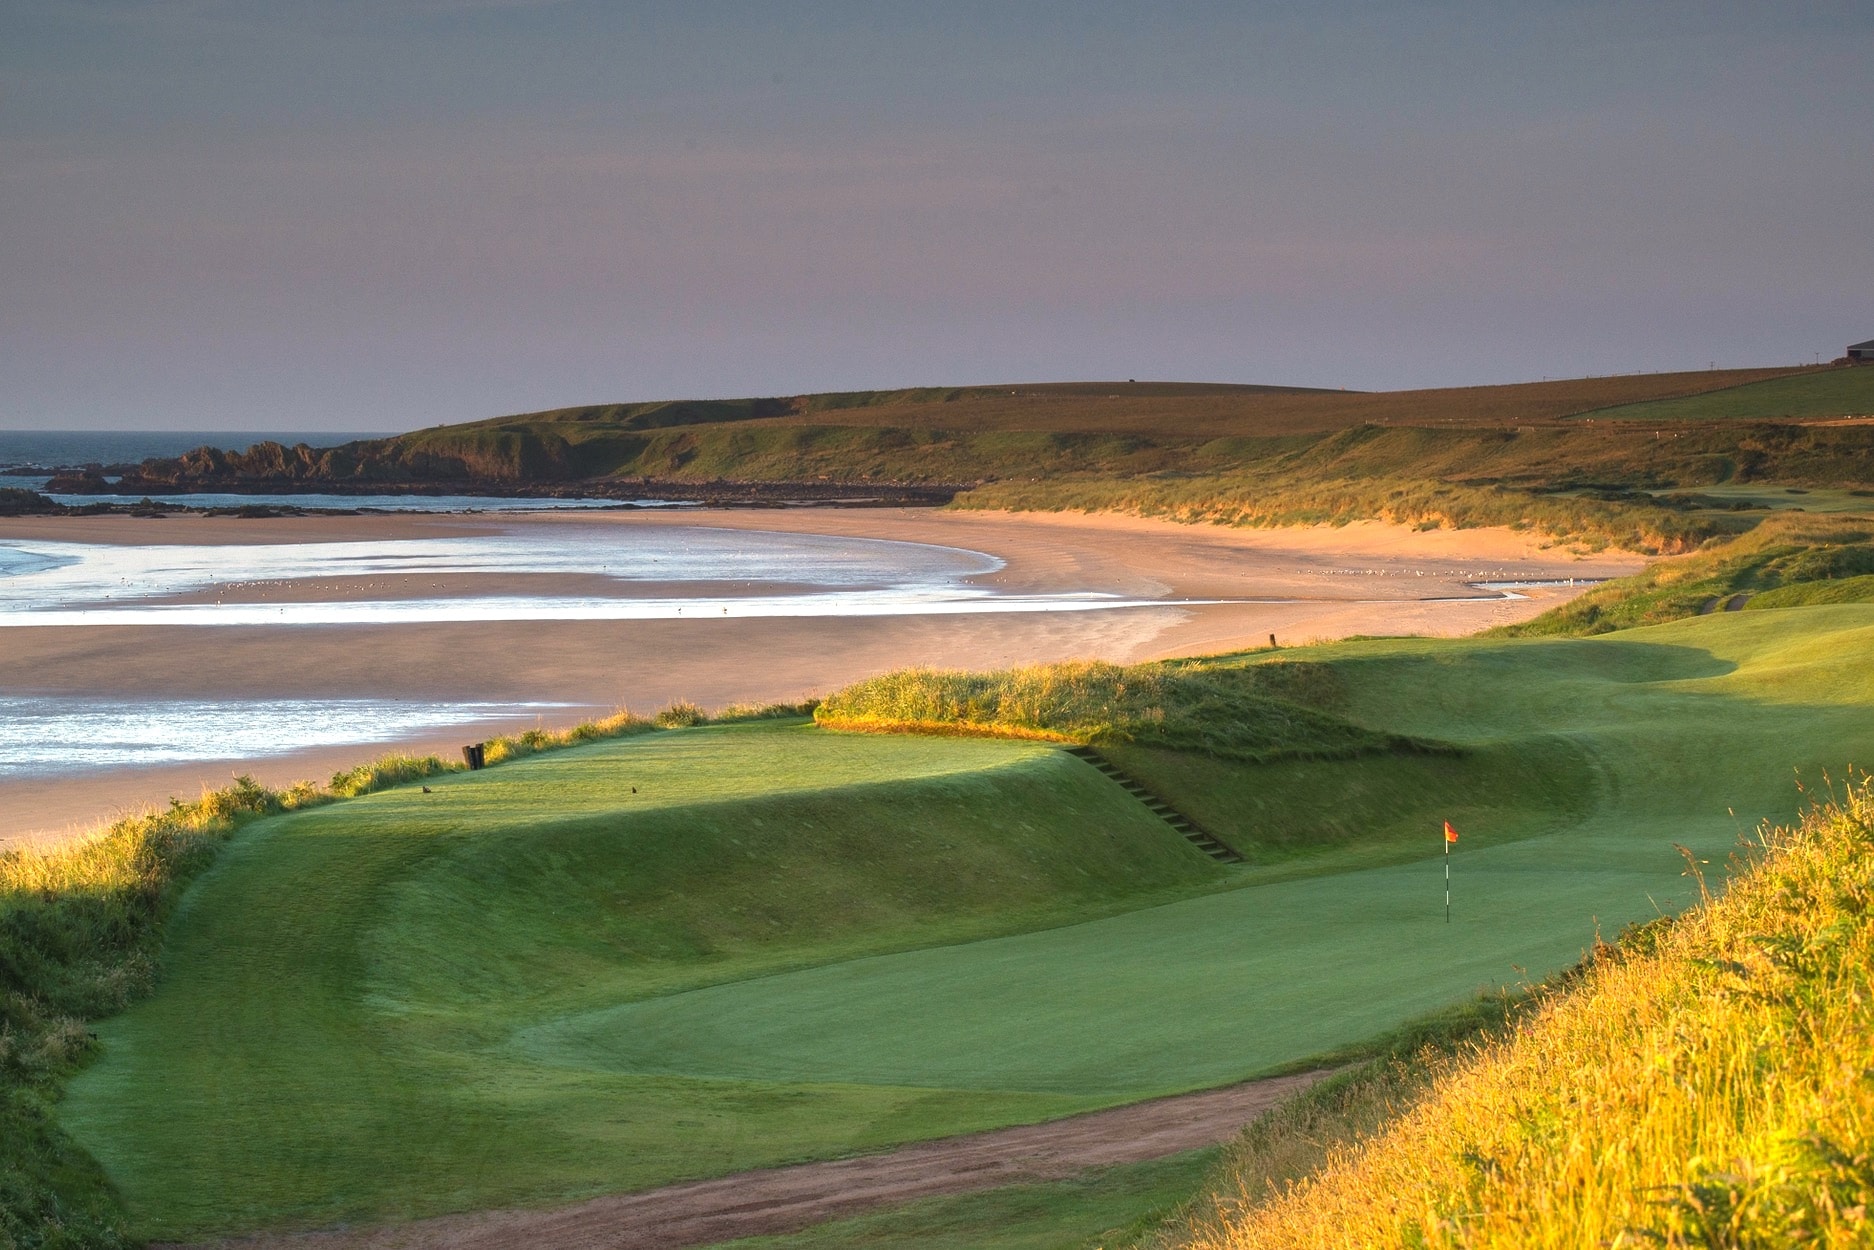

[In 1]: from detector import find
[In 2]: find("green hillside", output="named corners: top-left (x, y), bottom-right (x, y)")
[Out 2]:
top-left (1580, 364), bottom-right (1874, 422)
top-left (53, 605), bottom-right (1874, 1241)
top-left (69, 363), bottom-right (1874, 558)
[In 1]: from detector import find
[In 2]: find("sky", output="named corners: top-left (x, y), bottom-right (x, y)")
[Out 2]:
top-left (3, 2), bottom-right (1871, 433)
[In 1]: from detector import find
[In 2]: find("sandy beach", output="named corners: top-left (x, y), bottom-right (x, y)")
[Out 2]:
top-left (0, 507), bottom-right (1641, 847)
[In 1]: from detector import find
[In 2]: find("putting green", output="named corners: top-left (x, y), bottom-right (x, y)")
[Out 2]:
top-left (59, 607), bottom-right (1874, 1238)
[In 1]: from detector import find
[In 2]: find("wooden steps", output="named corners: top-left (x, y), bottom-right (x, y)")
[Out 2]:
top-left (1064, 745), bottom-right (1245, 864)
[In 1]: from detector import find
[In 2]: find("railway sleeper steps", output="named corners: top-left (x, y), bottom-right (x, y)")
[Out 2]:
top-left (1063, 745), bottom-right (1245, 864)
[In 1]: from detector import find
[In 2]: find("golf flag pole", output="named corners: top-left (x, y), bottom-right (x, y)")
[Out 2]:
top-left (1443, 821), bottom-right (1459, 923)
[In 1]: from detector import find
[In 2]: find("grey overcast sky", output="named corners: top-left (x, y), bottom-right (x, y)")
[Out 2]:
top-left (3, 2), bottom-right (1871, 432)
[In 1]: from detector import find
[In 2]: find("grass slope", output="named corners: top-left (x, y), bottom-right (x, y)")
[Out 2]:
top-left (60, 726), bottom-right (1221, 1239)
top-left (1498, 512), bottom-right (1874, 635)
top-left (1171, 777), bottom-right (1874, 1249)
top-left (1582, 363), bottom-right (1874, 422)
top-left (59, 608), bottom-right (1874, 1240)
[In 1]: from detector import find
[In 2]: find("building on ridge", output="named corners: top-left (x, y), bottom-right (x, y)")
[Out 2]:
top-left (1848, 339), bottom-right (1874, 363)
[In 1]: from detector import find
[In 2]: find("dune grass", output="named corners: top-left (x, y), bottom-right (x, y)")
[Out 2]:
top-left (1498, 512), bottom-right (1874, 635)
top-left (1165, 776), bottom-right (1874, 1250)
top-left (814, 659), bottom-right (1437, 763)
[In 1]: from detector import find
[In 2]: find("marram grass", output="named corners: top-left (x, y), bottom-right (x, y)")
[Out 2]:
top-left (814, 659), bottom-right (1443, 763)
top-left (1171, 779), bottom-right (1874, 1250)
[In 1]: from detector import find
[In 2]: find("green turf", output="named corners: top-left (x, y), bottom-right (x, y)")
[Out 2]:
top-left (60, 727), bottom-right (1222, 1238)
top-left (704, 1149), bottom-right (1218, 1250)
top-left (1582, 366), bottom-right (1874, 422)
top-left (59, 609), bottom-right (1874, 1239)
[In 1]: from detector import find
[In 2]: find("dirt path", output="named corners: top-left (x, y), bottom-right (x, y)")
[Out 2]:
top-left (178, 1070), bottom-right (1331, 1250)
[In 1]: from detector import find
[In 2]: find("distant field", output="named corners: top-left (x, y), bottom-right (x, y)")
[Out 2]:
top-left (738, 370), bottom-right (1810, 438)
top-left (461, 368), bottom-right (1810, 443)
top-left (58, 606), bottom-right (1874, 1240)
top-left (1581, 365), bottom-right (1874, 423)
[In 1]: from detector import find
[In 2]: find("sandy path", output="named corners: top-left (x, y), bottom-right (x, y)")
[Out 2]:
top-left (1, 508), bottom-right (1640, 847)
top-left (176, 1070), bottom-right (1330, 1250)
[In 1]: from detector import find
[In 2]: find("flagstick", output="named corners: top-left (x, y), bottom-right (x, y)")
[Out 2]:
top-left (1444, 835), bottom-right (1451, 924)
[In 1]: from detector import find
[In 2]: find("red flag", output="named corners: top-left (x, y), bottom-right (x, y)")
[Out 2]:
top-left (1444, 821), bottom-right (1459, 843)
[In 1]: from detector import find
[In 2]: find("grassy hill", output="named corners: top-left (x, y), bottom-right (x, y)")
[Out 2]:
top-left (1579, 362), bottom-right (1874, 422)
top-left (73, 363), bottom-right (1874, 561)
top-left (28, 603), bottom-right (1873, 1242)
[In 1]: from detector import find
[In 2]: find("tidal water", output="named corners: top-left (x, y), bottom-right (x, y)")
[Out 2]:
top-left (0, 524), bottom-right (1199, 777)
top-left (0, 696), bottom-right (573, 779)
top-left (0, 526), bottom-right (1189, 626)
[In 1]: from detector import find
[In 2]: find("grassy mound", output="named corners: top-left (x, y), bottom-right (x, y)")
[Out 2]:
top-left (1167, 778), bottom-right (1874, 1249)
top-left (815, 659), bottom-right (1439, 763)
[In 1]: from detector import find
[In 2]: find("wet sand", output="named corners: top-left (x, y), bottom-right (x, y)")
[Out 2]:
top-left (0, 508), bottom-right (1641, 847)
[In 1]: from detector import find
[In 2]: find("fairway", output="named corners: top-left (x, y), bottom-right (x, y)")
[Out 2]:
top-left (59, 607), bottom-right (1874, 1239)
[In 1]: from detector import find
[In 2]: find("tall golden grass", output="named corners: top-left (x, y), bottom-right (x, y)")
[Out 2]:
top-left (814, 659), bottom-right (1429, 763)
top-left (1171, 780), bottom-right (1874, 1249)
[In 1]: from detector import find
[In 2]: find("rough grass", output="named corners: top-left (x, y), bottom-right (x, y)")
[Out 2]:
top-left (1497, 513), bottom-right (1874, 636)
top-left (1164, 777), bottom-right (1874, 1249)
top-left (814, 659), bottom-right (1440, 763)
top-left (953, 419), bottom-right (1874, 554)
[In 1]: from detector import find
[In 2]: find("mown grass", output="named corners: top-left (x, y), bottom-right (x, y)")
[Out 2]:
top-left (0, 702), bottom-right (787, 1245)
top-left (41, 607), bottom-right (1874, 1241)
top-left (59, 727), bottom-right (1224, 1239)
top-left (813, 659), bottom-right (1440, 763)
top-left (1162, 776), bottom-right (1874, 1249)
top-left (0, 778), bottom-right (301, 1249)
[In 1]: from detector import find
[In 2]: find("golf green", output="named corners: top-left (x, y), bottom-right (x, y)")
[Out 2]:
top-left (58, 606), bottom-right (1874, 1238)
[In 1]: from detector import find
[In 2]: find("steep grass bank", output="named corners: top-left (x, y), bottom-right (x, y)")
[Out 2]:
top-left (1498, 512), bottom-right (1874, 636)
top-left (0, 703), bottom-right (762, 1245)
top-left (1160, 778), bottom-right (1874, 1249)
top-left (60, 728), bottom-right (1225, 1239)
top-left (814, 659), bottom-right (1442, 763)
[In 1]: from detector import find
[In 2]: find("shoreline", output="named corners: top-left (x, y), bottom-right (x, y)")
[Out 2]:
top-left (0, 508), bottom-right (1643, 849)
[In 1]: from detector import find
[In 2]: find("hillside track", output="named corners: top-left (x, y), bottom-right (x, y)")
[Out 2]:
top-left (173, 1071), bottom-right (1330, 1250)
